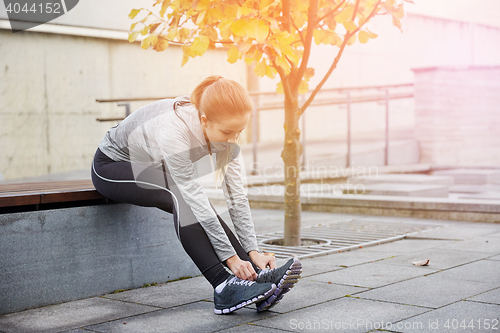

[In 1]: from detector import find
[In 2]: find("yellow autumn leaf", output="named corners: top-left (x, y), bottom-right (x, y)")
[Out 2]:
top-left (128, 31), bottom-right (140, 42)
top-left (219, 20), bottom-right (232, 32)
top-left (231, 20), bottom-right (247, 37)
top-left (275, 55), bottom-right (291, 72)
top-left (130, 23), bottom-right (137, 31)
top-left (224, 4), bottom-right (238, 19)
top-left (181, 44), bottom-right (190, 66)
top-left (196, 8), bottom-right (207, 25)
top-left (206, 8), bottom-right (223, 22)
top-left (159, 1), bottom-right (169, 17)
top-left (191, 36), bottom-right (210, 56)
top-left (276, 81), bottom-right (284, 94)
top-left (237, 6), bottom-right (253, 19)
top-left (153, 36), bottom-right (169, 51)
top-left (347, 33), bottom-right (356, 45)
top-left (141, 34), bottom-right (158, 49)
top-left (254, 60), bottom-right (267, 77)
top-left (140, 25), bottom-right (149, 36)
top-left (313, 29), bottom-right (324, 45)
top-left (304, 67), bottom-right (315, 81)
top-left (298, 80), bottom-right (309, 94)
top-left (394, 4), bottom-right (404, 19)
top-left (366, 28), bottom-right (378, 38)
top-left (246, 19), bottom-right (270, 42)
top-left (343, 21), bottom-right (357, 32)
top-left (129, 8), bottom-right (141, 19)
top-left (196, 0), bottom-right (210, 11)
top-left (266, 65), bottom-right (276, 79)
top-left (358, 30), bottom-right (369, 43)
top-left (227, 46), bottom-right (239, 63)
top-left (335, 7), bottom-right (353, 23)
top-left (392, 15), bottom-right (402, 32)
top-left (181, 52), bottom-right (190, 66)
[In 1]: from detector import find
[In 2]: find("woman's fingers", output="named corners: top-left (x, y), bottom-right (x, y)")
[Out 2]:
top-left (268, 256), bottom-right (277, 269)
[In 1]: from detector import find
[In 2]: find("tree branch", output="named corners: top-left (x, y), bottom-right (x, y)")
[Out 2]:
top-left (299, 0), bottom-right (382, 116)
top-left (295, 0), bottom-right (318, 90)
top-left (273, 60), bottom-right (293, 99)
top-left (290, 16), bottom-right (305, 46)
top-left (315, 0), bottom-right (346, 25)
top-left (351, 0), bottom-right (360, 21)
top-left (282, 0), bottom-right (291, 32)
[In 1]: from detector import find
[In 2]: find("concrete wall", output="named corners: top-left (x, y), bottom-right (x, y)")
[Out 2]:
top-left (413, 66), bottom-right (500, 166)
top-left (0, 30), bottom-right (248, 181)
top-left (0, 203), bottom-right (201, 315)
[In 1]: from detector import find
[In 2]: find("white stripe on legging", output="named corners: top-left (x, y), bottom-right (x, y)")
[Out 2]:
top-left (91, 159), bottom-right (181, 240)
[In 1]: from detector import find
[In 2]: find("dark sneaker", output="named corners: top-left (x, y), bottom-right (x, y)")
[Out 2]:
top-left (214, 275), bottom-right (276, 315)
top-left (255, 257), bottom-right (302, 312)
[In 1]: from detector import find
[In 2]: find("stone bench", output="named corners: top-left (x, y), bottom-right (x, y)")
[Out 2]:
top-left (0, 180), bottom-right (200, 315)
top-left (432, 169), bottom-right (500, 185)
top-left (347, 174), bottom-right (454, 186)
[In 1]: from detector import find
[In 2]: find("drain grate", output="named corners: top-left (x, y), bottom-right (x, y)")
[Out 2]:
top-left (256, 219), bottom-right (445, 260)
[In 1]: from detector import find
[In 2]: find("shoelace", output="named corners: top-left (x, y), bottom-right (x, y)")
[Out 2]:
top-left (228, 277), bottom-right (256, 287)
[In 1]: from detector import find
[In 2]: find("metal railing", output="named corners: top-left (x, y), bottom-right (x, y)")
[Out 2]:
top-left (96, 83), bottom-right (414, 175)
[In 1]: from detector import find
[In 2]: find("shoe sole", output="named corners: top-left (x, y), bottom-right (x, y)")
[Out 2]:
top-left (256, 258), bottom-right (302, 312)
top-left (214, 283), bottom-right (277, 315)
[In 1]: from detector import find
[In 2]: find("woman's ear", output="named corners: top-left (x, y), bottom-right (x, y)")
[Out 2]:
top-left (200, 114), bottom-right (207, 126)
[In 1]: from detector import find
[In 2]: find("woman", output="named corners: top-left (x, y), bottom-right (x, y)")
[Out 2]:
top-left (91, 75), bottom-right (301, 314)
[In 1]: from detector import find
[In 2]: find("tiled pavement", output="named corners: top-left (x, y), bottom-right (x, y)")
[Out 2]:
top-left (1, 208), bottom-right (499, 333)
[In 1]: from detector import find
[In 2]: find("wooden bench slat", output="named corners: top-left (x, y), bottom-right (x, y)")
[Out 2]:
top-left (0, 194), bottom-right (41, 207)
top-left (40, 190), bottom-right (104, 204)
top-left (0, 180), bottom-right (95, 193)
top-left (0, 179), bottom-right (107, 208)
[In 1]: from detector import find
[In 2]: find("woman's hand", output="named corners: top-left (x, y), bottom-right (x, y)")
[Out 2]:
top-left (248, 250), bottom-right (277, 270)
top-left (226, 255), bottom-right (257, 281)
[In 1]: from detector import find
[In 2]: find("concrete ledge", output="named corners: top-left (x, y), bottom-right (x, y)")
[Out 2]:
top-left (0, 204), bottom-right (200, 315)
top-left (206, 189), bottom-right (500, 223)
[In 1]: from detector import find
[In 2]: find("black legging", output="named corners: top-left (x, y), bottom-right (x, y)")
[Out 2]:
top-left (90, 147), bottom-right (258, 288)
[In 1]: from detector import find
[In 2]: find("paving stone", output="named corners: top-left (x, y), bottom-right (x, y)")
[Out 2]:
top-left (306, 262), bottom-right (437, 288)
top-left (260, 279), bottom-right (366, 314)
top-left (105, 276), bottom-right (214, 308)
top-left (488, 254), bottom-right (500, 261)
top-left (255, 297), bottom-right (428, 333)
top-left (438, 236), bottom-right (500, 253)
top-left (357, 272), bottom-right (498, 309)
top-left (467, 287), bottom-right (500, 305)
top-left (376, 248), bottom-right (492, 270)
top-left (216, 324), bottom-right (289, 332)
top-left (300, 250), bottom-right (397, 277)
top-left (59, 329), bottom-right (94, 333)
top-left (85, 301), bottom-right (277, 333)
top-left (396, 301), bottom-right (500, 333)
top-left (433, 260), bottom-right (500, 284)
top-left (0, 297), bottom-right (159, 333)
top-left (409, 226), bottom-right (496, 240)
top-left (360, 239), bottom-right (455, 253)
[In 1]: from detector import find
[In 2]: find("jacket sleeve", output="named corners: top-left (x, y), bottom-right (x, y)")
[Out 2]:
top-left (220, 148), bottom-right (260, 254)
top-left (156, 123), bottom-right (237, 262)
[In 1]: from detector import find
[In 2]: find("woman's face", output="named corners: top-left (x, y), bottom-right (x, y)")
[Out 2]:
top-left (200, 112), bottom-right (250, 151)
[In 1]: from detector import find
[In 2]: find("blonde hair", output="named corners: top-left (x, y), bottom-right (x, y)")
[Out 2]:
top-left (191, 75), bottom-right (253, 187)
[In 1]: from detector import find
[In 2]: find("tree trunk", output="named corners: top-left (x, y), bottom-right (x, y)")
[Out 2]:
top-left (282, 87), bottom-right (302, 246)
